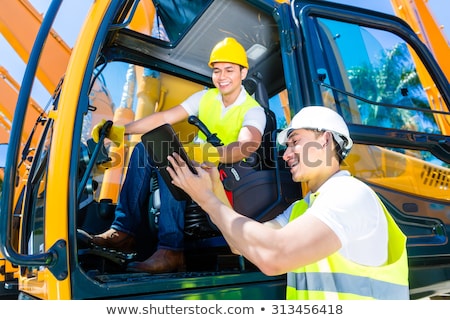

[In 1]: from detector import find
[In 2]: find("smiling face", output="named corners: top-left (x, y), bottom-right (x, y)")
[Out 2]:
top-left (282, 129), bottom-right (340, 192)
top-left (211, 62), bottom-right (247, 105)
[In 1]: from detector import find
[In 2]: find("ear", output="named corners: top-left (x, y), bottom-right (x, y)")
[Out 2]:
top-left (319, 131), bottom-right (331, 147)
top-left (240, 68), bottom-right (248, 80)
top-left (324, 131), bottom-right (333, 143)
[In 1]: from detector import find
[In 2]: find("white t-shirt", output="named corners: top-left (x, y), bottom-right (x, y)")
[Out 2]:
top-left (180, 86), bottom-right (267, 142)
top-left (274, 170), bottom-right (388, 267)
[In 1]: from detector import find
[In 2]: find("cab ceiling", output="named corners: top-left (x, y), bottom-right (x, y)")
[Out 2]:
top-left (108, 0), bottom-right (284, 96)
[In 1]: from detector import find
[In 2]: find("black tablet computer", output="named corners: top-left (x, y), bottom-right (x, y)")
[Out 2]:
top-left (141, 123), bottom-right (197, 201)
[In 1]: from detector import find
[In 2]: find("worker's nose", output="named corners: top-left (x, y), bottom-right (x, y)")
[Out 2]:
top-left (282, 146), bottom-right (293, 162)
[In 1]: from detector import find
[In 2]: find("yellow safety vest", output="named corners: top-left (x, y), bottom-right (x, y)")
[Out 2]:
top-left (286, 193), bottom-right (409, 300)
top-left (198, 88), bottom-right (260, 145)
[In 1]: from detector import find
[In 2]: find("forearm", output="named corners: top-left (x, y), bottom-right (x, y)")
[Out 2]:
top-left (124, 105), bottom-right (188, 135)
top-left (218, 126), bottom-right (262, 163)
top-left (218, 140), bottom-right (260, 163)
top-left (124, 113), bottom-right (165, 135)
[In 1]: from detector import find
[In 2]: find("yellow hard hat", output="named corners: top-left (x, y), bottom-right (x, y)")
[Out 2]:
top-left (208, 37), bottom-right (248, 68)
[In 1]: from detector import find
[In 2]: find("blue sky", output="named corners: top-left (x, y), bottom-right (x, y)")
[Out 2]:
top-left (0, 0), bottom-right (448, 109)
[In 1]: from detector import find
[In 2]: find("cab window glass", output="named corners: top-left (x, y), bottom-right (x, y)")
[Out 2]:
top-left (307, 17), bottom-right (449, 202)
top-left (314, 18), bottom-right (441, 135)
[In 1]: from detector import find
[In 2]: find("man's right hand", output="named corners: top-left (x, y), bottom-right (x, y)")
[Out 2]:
top-left (91, 119), bottom-right (125, 147)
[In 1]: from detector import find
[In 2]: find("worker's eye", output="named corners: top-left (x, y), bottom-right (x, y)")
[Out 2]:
top-left (286, 139), bottom-right (299, 148)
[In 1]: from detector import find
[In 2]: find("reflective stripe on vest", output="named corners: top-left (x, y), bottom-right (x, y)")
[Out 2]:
top-left (286, 194), bottom-right (409, 300)
top-left (287, 271), bottom-right (409, 300)
top-left (198, 88), bottom-right (259, 145)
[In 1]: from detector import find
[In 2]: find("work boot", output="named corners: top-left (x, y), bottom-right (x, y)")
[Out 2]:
top-left (91, 228), bottom-right (136, 253)
top-left (126, 249), bottom-right (185, 274)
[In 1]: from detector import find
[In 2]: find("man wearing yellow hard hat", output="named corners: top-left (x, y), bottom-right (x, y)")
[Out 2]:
top-left (84, 37), bottom-right (266, 273)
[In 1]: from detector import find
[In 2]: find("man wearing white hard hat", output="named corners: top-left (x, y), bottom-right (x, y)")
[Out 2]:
top-left (168, 106), bottom-right (409, 300)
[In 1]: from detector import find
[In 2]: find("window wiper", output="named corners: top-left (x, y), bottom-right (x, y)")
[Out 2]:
top-left (19, 112), bottom-right (47, 168)
top-left (18, 78), bottom-right (63, 168)
top-left (314, 79), bottom-right (450, 117)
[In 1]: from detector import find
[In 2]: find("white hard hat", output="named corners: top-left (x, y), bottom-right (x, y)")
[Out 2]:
top-left (277, 106), bottom-right (353, 158)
